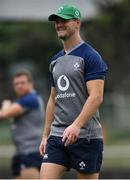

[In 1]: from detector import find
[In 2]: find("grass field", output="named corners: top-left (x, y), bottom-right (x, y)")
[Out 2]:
top-left (1, 121), bottom-right (130, 178)
top-left (0, 121), bottom-right (12, 145)
top-left (0, 157), bottom-right (130, 179)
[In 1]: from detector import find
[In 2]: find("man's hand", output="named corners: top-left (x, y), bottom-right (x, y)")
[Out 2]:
top-left (39, 136), bottom-right (48, 156)
top-left (62, 123), bottom-right (80, 146)
top-left (2, 100), bottom-right (12, 110)
top-left (0, 100), bottom-right (12, 120)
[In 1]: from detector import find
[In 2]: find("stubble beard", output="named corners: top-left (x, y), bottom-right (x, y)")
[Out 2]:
top-left (57, 30), bottom-right (75, 42)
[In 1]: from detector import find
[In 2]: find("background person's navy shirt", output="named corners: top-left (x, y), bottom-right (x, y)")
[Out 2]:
top-left (16, 91), bottom-right (39, 110)
top-left (11, 90), bottom-right (44, 154)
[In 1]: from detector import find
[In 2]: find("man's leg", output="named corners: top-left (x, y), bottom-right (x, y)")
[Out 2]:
top-left (68, 139), bottom-right (103, 179)
top-left (40, 163), bottom-right (67, 179)
top-left (40, 136), bottom-right (70, 179)
top-left (77, 172), bottom-right (99, 179)
top-left (14, 175), bottom-right (21, 179)
top-left (21, 167), bottom-right (39, 179)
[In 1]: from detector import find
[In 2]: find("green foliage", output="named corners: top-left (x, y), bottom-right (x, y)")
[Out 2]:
top-left (82, 0), bottom-right (130, 93)
top-left (0, 22), bottom-right (60, 70)
top-left (0, 21), bottom-right (62, 100)
top-left (0, 0), bottom-right (129, 94)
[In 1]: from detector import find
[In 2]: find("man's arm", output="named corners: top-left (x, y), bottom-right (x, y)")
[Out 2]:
top-left (39, 87), bottom-right (56, 155)
top-left (43, 87), bottom-right (56, 137)
top-left (73, 79), bottom-right (104, 127)
top-left (62, 79), bottom-right (104, 146)
top-left (0, 100), bottom-right (24, 120)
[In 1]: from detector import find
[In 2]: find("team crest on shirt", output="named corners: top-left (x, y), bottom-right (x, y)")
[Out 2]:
top-left (74, 62), bottom-right (80, 71)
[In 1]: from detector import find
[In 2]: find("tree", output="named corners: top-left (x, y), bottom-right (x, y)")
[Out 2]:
top-left (82, 0), bottom-right (130, 93)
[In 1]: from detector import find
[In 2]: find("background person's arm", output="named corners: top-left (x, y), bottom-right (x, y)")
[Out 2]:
top-left (62, 79), bottom-right (104, 146)
top-left (0, 100), bottom-right (24, 120)
top-left (39, 87), bottom-right (56, 155)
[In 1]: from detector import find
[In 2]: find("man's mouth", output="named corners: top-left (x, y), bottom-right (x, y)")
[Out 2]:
top-left (57, 28), bottom-right (66, 32)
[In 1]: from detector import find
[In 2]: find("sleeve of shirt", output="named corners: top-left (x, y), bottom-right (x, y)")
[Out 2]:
top-left (84, 52), bottom-right (108, 81)
top-left (49, 60), bottom-right (55, 87)
top-left (16, 94), bottom-right (39, 110)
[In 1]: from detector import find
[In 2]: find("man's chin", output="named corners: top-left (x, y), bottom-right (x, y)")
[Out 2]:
top-left (58, 34), bottom-right (67, 40)
top-left (16, 92), bottom-right (25, 97)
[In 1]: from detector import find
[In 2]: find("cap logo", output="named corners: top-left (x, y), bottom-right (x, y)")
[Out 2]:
top-left (75, 10), bottom-right (79, 17)
top-left (58, 6), bottom-right (64, 13)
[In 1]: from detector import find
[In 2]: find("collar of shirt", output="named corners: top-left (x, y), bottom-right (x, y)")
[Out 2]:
top-left (65, 41), bottom-right (84, 55)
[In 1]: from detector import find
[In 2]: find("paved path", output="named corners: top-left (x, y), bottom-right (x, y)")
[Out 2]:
top-left (1, 145), bottom-right (130, 158)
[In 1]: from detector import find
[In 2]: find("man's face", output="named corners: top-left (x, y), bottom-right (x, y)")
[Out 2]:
top-left (13, 75), bottom-right (33, 96)
top-left (55, 18), bottom-right (80, 40)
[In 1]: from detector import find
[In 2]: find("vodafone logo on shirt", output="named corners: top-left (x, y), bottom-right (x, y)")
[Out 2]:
top-left (56, 75), bottom-right (76, 99)
top-left (57, 75), bottom-right (70, 91)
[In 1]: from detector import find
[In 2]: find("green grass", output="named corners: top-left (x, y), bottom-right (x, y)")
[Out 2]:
top-left (0, 158), bottom-right (12, 178)
top-left (102, 158), bottom-right (130, 170)
top-left (104, 128), bottom-right (130, 145)
top-left (0, 121), bottom-right (12, 145)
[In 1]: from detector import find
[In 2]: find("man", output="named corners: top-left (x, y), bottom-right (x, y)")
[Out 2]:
top-left (0, 70), bottom-right (44, 179)
top-left (39, 5), bottom-right (108, 179)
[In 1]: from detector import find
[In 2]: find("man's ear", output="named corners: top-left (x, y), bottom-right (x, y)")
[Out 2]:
top-left (75, 19), bottom-right (81, 28)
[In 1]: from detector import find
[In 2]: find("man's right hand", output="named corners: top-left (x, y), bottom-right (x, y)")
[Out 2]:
top-left (2, 100), bottom-right (12, 110)
top-left (39, 136), bottom-right (48, 156)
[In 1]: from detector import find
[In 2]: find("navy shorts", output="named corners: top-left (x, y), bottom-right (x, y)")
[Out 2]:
top-left (42, 136), bottom-right (103, 174)
top-left (11, 152), bottom-right (42, 177)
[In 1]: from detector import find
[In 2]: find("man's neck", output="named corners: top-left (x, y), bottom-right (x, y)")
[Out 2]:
top-left (63, 34), bottom-right (83, 53)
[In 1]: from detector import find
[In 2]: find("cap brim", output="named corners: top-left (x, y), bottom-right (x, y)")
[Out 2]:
top-left (48, 14), bottom-right (73, 21)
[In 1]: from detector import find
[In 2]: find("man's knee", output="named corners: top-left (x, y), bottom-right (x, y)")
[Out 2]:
top-left (21, 167), bottom-right (39, 179)
top-left (40, 163), bottom-right (67, 179)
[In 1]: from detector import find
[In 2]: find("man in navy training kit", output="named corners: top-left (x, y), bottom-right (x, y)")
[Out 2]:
top-left (0, 70), bottom-right (44, 179)
top-left (39, 4), bottom-right (108, 179)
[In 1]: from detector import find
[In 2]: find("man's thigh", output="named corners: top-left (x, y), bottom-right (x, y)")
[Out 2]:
top-left (21, 167), bottom-right (39, 179)
top-left (42, 136), bottom-right (70, 167)
top-left (68, 138), bottom-right (103, 174)
top-left (40, 163), bottom-right (67, 179)
top-left (41, 136), bottom-right (70, 179)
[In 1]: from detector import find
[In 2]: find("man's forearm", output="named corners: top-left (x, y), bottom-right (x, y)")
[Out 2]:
top-left (43, 98), bottom-right (55, 137)
top-left (73, 95), bottom-right (103, 128)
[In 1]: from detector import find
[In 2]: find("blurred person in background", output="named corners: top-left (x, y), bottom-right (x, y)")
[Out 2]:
top-left (39, 4), bottom-right (108, 179)
top-left (0, 70), bottom-right (44, 179)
